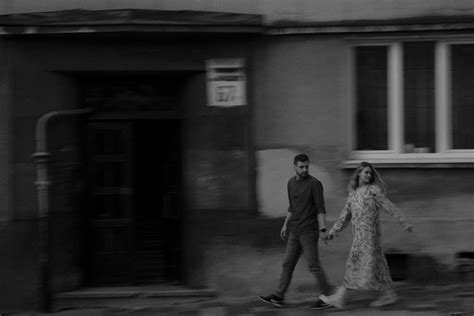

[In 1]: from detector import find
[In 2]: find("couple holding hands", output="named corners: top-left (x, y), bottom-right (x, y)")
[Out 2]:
top-left (259, 154), bottom-right (413, 310)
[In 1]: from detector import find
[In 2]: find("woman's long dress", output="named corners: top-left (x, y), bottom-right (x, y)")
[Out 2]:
top-left (330, 184), bottom-right (408, 291)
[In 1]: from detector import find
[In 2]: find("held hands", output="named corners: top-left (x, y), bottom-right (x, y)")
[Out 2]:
top-left (319, 228), bottom-right (336, 244)
top-left (325, 231), bottom-right (336, 242)
top-left (319, 229), bottom-right (329, 244)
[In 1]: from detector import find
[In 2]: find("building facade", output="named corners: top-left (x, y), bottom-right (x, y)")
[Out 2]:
top-left (0, 0), bottom-right (473, 312)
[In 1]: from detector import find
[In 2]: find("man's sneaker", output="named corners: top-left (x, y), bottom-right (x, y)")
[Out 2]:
top-left (309, 298), bottom-right (332, 310)
top-left (258, 294), bottom-right (284, 307)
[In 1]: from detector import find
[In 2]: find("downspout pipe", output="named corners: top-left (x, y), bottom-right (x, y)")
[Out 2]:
top-left (33, 108), bottom-right (94, 312)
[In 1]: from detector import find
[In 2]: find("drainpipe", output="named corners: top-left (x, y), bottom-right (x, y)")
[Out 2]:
top-left (33, 108), bottom-right (94, 312)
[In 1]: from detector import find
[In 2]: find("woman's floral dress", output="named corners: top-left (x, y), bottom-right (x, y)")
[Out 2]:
top-left (329, 184), bottom-right (409, 291)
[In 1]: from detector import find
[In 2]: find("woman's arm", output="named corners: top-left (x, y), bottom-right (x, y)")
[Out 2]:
top-left (373, 186), bottom-right (412, 232)
top-left (328, 197), bottom-right (352, 237)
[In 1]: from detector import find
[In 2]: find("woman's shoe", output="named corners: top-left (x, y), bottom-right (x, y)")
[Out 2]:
top-left (319, 286), bottom-right (348, 309)
top-left (370, 290), bottom-right (399, 307)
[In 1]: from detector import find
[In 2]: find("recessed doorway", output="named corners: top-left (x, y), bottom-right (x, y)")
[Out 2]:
top-left (84, 118), bottom-right (183, 285)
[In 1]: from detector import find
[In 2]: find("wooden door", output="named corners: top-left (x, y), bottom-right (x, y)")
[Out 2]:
top-left (86, 122), bottom-right (134, 284)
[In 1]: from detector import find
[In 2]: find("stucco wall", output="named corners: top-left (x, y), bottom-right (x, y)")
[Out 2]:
top-left (181, 71), bottom-right (252, 211)
top-left (0, 222), bottom-right (38, 312)
top-left (254, 36), bottom-right (349, 216)
top-left (249, 33), bottom-right (474, 295)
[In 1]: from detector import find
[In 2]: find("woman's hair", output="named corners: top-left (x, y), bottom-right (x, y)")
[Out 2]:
top-left (347, 161), bottom-right (385, 193)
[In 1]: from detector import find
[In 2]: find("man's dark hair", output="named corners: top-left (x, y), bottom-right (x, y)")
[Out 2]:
top-left (294, 154), bottom-right (309, 165)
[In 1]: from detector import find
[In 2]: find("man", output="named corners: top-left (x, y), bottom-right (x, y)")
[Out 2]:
top-left (259, 154), bottom-right (333, 309)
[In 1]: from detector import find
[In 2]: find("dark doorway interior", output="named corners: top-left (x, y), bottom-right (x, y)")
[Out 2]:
top-left (85, 119), bottom-right (183, 285)
top-left (134, 120), bottom-right (183, 284)
top-left (81, 73), bottom-right (188, 286)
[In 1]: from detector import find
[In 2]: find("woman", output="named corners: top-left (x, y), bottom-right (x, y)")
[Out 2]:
top-left (319, 162), bottom-right (412, 309)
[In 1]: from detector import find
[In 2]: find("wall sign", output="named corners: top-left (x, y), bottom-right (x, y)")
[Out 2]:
top-left (206, 58), bottom-right (246, 107)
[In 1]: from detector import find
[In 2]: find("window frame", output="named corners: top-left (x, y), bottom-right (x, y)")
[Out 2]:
top-left (347, 38), bottom-right (474, 166)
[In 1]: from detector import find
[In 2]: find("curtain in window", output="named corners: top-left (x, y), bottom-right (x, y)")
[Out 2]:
top-left (355, 46), bottom-right (388, 150)
top-left (452, 44), bottom-right (474, 149)
top-left (403, 42), bottom-right (435, 153)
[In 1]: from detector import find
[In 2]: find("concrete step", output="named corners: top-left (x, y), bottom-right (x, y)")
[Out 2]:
top-left (52, 285), bottom-right (216, 312)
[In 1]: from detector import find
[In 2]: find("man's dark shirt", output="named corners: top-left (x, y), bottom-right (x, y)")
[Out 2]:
top-left (287, 174), bottom-right (326, 235)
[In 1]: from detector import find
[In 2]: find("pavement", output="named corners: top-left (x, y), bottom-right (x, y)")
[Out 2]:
top-left (7, 282), bottom-right (474, 315)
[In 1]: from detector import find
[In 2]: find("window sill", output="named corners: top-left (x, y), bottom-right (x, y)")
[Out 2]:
top-left (343, 154), bottom-right (474, 168)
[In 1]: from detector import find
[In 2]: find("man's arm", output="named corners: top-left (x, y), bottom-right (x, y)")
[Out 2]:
top-left (287, 181), bottom-right (293, 213)
top-left (313, 180), bottom-right (328, 241)
top-left (312, 180), bottom-right (326, 215)
top-left (280, 212), bottom-right (293, 240)
top-left (318, 213), bottom-right (327, 231)
top-left (281, 181), bottom-right (293, 239)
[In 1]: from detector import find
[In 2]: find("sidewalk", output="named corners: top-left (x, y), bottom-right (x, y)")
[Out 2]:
top-left (8, 283), bottom-right (474, 315)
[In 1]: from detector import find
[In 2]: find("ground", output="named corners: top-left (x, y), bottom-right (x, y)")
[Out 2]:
top-left (7, 283), bottom-right (474, 315)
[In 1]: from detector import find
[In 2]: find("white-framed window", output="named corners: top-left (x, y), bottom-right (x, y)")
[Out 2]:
top-left (348, 38), bottom-right (474, 164)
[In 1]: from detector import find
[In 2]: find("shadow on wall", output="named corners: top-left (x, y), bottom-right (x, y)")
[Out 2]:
top-left (385, 251), bottom-right (463, 285)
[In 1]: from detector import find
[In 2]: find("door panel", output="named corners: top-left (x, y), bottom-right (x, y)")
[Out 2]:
top-left (86, 122), bottom-right (134, 284)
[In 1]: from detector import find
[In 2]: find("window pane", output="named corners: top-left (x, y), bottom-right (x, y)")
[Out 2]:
top-left (403, 42), bottom-right (435, 153)
top-left (95, 162), bottom-right (124, 187)
top-left (355, 46), bottom-right (388, 150)
top-left (452, 44), bottom-right (474, 149)
top-left (95, 194), bottom-right (126, 218)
